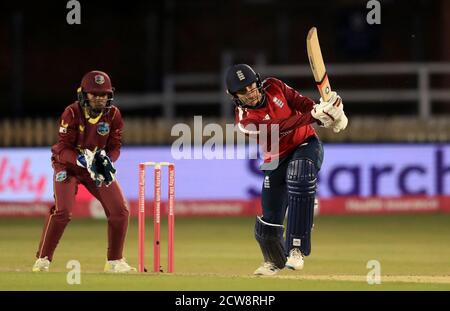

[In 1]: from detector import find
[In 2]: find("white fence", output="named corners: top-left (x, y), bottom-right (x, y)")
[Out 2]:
top-left (116, 62), bottom-right (450, 119)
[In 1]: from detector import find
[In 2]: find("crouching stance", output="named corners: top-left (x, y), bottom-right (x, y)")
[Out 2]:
top-left (225, 64), bottom-right (348, 275)
top-left (32, 70), bottom-right (135, 273)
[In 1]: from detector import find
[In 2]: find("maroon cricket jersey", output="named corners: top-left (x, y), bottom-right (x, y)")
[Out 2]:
top-left (51, 102), bottom-right (124, 169)
top-left (235, 78), bottom-right (317, 162)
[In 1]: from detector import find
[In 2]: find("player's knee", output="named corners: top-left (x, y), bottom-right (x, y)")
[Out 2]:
top-left (107, 202), bottom-right (129, 220)
top-left (261, 211), bottom-right (284, 226)
top-left (286, 158), bottom-right (317, 195)
top-left (52, 207), bottom-right (72, 224)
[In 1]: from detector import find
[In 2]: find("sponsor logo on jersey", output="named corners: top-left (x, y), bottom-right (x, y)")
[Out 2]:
top-left (280, 130), bottom-right (293, 137)
top-left (236, 70), bottom-right (245, 81)
top-left (273, 96), bottom-right (284, 108)
top-left (55, 170), bottom-right (67, 182)
top-left (59, 127), bottom-right (67, 134)
top-left (95, 74), bottom-right (105, 85)
top-left (264, 114), bottom-right (271, 120)
top-left (97, 122), bottom-right (110, 136)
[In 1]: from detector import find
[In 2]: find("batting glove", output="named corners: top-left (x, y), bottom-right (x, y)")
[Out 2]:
top-left (332, 112), bottom-right (348, 133)
top-left (319, 92), bottom-right (348, 133)
top-left (312, 91), bottom-right (347, 132)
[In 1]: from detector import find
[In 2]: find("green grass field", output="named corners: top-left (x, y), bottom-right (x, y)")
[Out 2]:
top-left (1, 214), bottom-right (450, 290)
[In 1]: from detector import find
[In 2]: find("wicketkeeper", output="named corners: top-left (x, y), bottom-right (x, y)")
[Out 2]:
top-left (226, 64), bottom-right (348, 275)
top-left (32, 70), bottom-right (135, 273)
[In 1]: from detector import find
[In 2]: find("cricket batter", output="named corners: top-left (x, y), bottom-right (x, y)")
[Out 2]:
top-left (226, 64), bottom-right (348, 275)
top-left (32, 70), bottom-right (135, 273)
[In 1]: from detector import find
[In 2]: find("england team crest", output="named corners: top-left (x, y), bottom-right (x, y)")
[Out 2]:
top-left (97, 122), bottom-right (110, 136)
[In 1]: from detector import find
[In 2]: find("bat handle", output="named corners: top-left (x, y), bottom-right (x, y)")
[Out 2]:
top-left (317, 73), bottom-right (333, 102)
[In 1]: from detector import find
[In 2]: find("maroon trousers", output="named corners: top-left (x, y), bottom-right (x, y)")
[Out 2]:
top-left (36, 168), bottom-right (129, 261)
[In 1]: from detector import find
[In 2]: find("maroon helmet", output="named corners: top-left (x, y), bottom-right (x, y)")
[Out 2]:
top-left (77, 70), bottom-right (114, 107)
top-left (80, 70), bottom-right (113, 94)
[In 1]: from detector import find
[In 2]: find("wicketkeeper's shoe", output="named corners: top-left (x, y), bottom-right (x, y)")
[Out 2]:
top-left (32, 256), bottom-right (50, 272)
top-left (285, 248), bottom-right (304, 270)
top-left (104, 258), bottom-right (137, 273)
top-left (253, 262), bottom-right (280, 276)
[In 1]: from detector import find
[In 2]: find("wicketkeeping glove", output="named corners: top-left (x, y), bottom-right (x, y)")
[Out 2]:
top-left (77, 149), bottom-right (105, 187)
top-left (94, 149), bottom-right (117, 187)
top-left (76, 153), bottom-right (90, 169)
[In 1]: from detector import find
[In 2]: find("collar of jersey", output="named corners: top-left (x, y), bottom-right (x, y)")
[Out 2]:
top-left (83, 108), bottom-right (103, 124)
top-left (241, 93), bottom-right (267, 109)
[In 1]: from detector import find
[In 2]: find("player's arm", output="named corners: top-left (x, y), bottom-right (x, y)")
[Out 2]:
top-left (51, 107), bottom-right (79, 165)
top-left (273, 78), bottom-right (347, 132)
top-left (92, 107), bottom-right (123, 187)
top-left (276, 78), bottom-right (316, 114)
top-left (105, 107), bottom-right (124, 162)
top-left (237, 108), bottom-right (316, 135)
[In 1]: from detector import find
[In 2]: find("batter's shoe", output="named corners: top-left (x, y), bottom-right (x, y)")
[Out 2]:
top-left (285, 248), bottom-right (304, 270)
top-left (104, 258), bottom-right (136, 273)
top-left (32, 256), bottom-right (50, 272)
top-left (254, 262), bottom-right (280, 276)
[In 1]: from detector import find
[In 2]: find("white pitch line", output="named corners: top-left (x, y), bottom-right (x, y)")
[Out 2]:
top-left (3, 269), bottom-right (450, 284)
top-left (169, 272), bottom-right (450, 284)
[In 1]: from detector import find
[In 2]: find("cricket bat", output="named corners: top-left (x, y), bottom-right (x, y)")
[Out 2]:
top-left (306, 27), bottom-right (333, 102)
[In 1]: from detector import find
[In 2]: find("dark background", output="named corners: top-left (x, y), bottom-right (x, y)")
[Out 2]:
top-left (1, 0), bottom-right (448, 118)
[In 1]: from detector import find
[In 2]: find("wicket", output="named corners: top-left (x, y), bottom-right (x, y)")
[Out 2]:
top-left (138, 161), bottom-right (175, 273)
